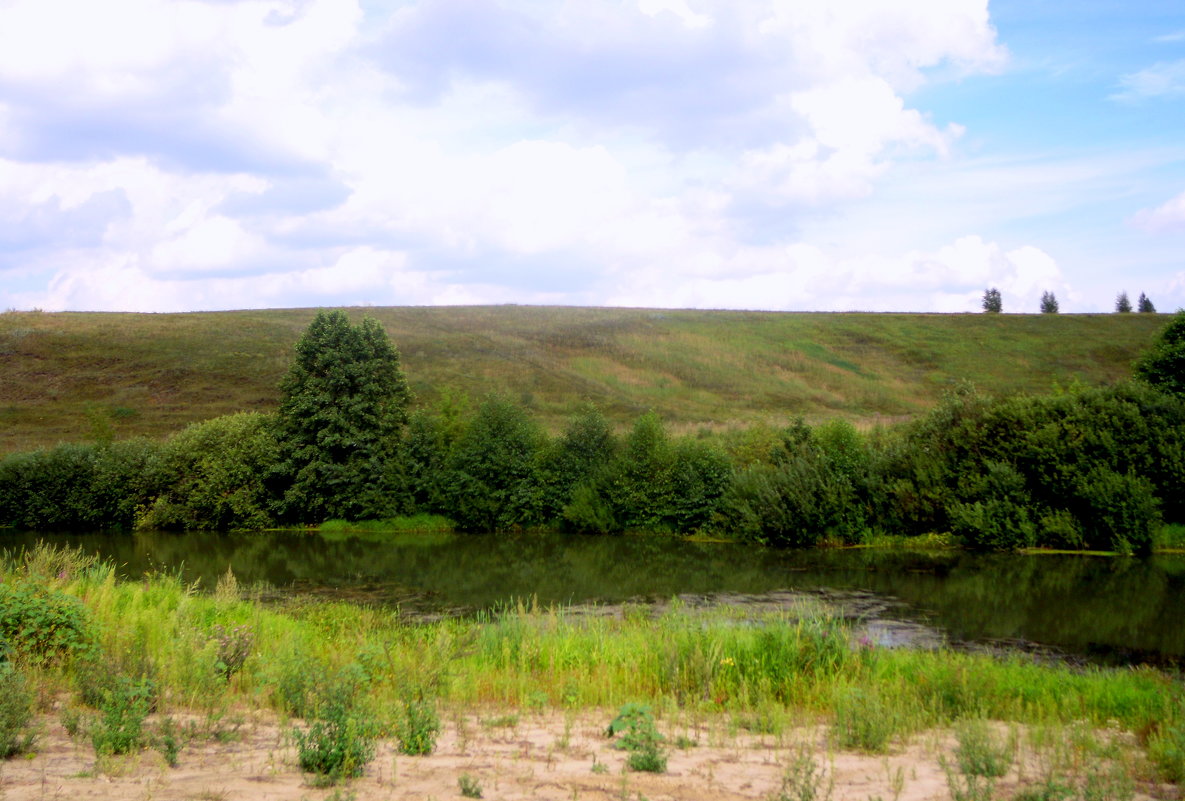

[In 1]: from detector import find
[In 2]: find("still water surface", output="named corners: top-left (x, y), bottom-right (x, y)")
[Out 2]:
top-left (6, 530), bottom-right (1184, 666)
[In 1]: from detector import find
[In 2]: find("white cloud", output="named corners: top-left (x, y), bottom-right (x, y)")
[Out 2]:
top-left (603, 234), bottom-right (1064, 313)
top-left (0, 0), bottom-right (1038, 314)
top-left (1133, 191), bottom-right (1185, 232)
top-left (1113, 60), bottom-right (1185, 101)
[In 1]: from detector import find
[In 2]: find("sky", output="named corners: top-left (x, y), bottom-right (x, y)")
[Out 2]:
top-left (0, 0), bottom-right (1183, 314)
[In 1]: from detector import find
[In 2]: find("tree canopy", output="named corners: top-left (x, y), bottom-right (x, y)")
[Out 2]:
top-left (276, 310), bottom-right (411, 521)
top-left (1135, 310), bottom-right (1185, 399)
top-left (982, 287), bottom-right (1002, 313)
top-left (1040, 291), bottom-right (1059, 314)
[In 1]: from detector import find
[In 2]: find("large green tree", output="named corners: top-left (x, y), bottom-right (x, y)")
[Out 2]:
top-left (276, 310), bottom-right (411, 521)
top-left (1135, 310), bottom-right (1185, 399)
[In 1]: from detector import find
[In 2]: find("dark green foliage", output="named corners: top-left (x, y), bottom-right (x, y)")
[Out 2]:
top-left (276, 310), bottom-right (411, 522)
top-left (0, 581), bottom-right (93, 664)
top-left (666, 438), bottom-right (732, 532)
top-left (1115, 291), bottom-right (1132, 313)
top-left (0, 662), bottom-right (36, 758)
top-left (1040, 291), bottom-right (1059, 313)
top-left (948, 462), bottom-right (1037, 551)
top-left (1138, 292), bottom-right (1156, 313)
top-left (141, 412), bottom-right (280, 531)
top-left (1135, 310), bottom-right (1185, 398)
top-left (897, 383), bottom-right (1183, 550)
top-left (612, 412), bottom-right (676, 531)
top-left (982, 288), bottom-right (1002, 313)
top-left (541, 404), bottom-right (617, 526)
top-left (441, 395), bottom-right (545, 531)
top-left (1071, 468), bottom-right (1159, 554)
top-left (561, 482), bottom-right (617, 534)
top-left (719, 420), bottom-right (868, 547)
top-left (0, 439), bottom-right (163, 530)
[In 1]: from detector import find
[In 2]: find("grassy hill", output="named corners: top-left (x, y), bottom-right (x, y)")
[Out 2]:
top-left (0, 306), bottom-right (1169, 454)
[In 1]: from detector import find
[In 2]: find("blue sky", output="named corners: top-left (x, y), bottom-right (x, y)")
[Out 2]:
top-left (0, 0), bottom-right (1182, 313)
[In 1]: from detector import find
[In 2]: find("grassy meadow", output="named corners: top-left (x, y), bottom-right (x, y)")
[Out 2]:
top-left (0, 306), bottom-right (1168, 453)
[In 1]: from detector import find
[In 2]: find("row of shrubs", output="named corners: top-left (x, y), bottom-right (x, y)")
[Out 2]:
top-left (1, 380), bottom-right (1183, 552)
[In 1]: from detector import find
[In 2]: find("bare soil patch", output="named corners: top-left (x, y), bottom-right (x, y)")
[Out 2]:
top-left (0, 710), bottom-right (1164, 801)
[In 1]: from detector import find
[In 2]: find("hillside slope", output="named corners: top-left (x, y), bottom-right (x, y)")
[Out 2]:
top-left (0, 306), bottom-right (1167, 453)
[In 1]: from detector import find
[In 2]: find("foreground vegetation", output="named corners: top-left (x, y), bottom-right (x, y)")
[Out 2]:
top-left (2, 545), bottom-right (1184, 790)
top-left (0, 307), bottom-right (1167, 452)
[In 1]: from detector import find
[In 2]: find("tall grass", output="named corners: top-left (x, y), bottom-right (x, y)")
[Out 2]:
top-left (3, 546), bottom-right (1181, 750)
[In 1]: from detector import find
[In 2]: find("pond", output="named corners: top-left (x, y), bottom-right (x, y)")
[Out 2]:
top-left (5, 529), bottom-right (1185, 667)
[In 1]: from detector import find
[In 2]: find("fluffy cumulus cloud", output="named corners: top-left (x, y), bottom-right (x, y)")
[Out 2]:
top-left (0, 0), bottom-right (1074, 313)
top-left (1133, 191), bottom-right (1185, 233)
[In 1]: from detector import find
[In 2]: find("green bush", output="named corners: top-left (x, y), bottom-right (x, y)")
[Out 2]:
top-left (91, 675), bottom-right (154, 756)
top-left (396, 692), bottom-right (440, 756)
top-left (1135, 309), bottom-right (1185, 398)
top-left (292, 666), bottom-right (377, 781)
top-left (441, 395), bottom-right (546, 532)
top-left (0, 581), bottom-right (93, 665)
top-left (0, 662), bottom-right (36, 758)
top-left (1071, 468), bottom-right (1160, 554)
top-left (0, 440), bottom-right (164, 530)
top-left (606, 703), bottom-right (666, 773)
top-left (140, 412), bottom-right (280, 531)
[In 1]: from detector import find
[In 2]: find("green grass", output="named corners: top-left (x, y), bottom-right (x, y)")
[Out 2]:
top-left (3, 545), bottom-right (1181, 750)
top-left (0, 307), bottom-right (1168, 453)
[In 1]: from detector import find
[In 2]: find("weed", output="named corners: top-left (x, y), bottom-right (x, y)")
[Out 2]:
top-left (607, 703), bottom-right (667, 773)
top-left (1012, 775), bottom-right (1074, 801)
top-left (769, 749), bottom-right (833, 801)
top-left (292, 667), bottom-right (377, 782)
top-left (592, 757), bottom-right (609, 774)
top-left (396, 692), bottom-right (440, 756)
top-left (0, 662), bottom-right (36, 758)
top-left (155, 717), bottom-right (182, 767)
top-left (1148, 716), bottom-right (1185, 784)
top-left (482, 714), bottom-right (520, 728)
top-left (0, 580), bottom-right (93, 665)
top-left (459, 773), bottom-right (484, 798)
top-left (674, 735), bottom-right (698, 749)
top-left (273, 648), bottom-right (321, 718)
top-left (1081, 764), bottom-right (1134, 801)
top-left (941, 756), bottom-right (997, 801)
top-left (211, 624), bottom-right (254, 681)
top-left (953, 719), bottom-right (1012, 779)
top-left (832, 689), bottom-right (899, 754)
top-left (61, 706), bottom-right (84, 738)
top-left (91, 675), bottom-right (153, 756)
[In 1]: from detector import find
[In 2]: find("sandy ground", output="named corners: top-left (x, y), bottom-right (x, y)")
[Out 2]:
top-left (0, 709), bottom-right (1169, 801)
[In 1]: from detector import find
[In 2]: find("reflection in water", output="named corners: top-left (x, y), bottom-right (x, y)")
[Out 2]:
top-left (4, 530), bottom-right (1184, 665)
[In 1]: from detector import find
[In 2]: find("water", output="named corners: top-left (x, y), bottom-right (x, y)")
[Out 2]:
top-left (5, 529), bottom-right (1184, 666)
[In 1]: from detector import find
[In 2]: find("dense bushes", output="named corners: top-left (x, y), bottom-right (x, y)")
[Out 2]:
top-left (1, 381), bottom-right (1182, 551)
top-left (140, 412), bottom-right (280, 531)
top-left (2, 310), bottom-right (1183, 551)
